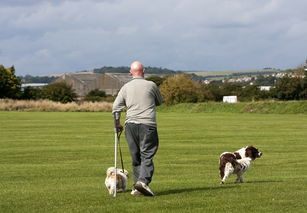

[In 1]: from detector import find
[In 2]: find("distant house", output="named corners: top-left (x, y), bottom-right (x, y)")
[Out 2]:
top-left (223, 96), bottom-right (237, 103)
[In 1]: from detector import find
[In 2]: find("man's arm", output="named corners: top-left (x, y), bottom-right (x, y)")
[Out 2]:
top-left (153, 84), bottom-right (163, 106)
top-left (112, 87), bottom-right (126, 133)
top-left (112, 87), bottom-right (126, 113)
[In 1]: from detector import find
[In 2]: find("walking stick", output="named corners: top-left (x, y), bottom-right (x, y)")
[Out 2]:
top-left (114, 130), bottom-right (118, 197)
top-left (113, 111), bottom-right (121, 197)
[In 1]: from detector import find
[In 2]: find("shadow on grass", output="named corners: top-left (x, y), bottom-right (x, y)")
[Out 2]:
top-left (156, 180), bottom-right (283, 196)
top-left (244, 180), bottom-right (283, 184)
top-left (156, 185), bottom-right (236, 196)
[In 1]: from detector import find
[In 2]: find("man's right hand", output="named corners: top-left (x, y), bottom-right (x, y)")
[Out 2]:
top-left (115, 123), bottom-right (123, 133)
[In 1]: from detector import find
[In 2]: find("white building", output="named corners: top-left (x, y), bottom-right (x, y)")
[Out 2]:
top-left (260, 86), bottom-right (272, 91)
top-left (21, 83), bottom-right (48, 91)
top-left (223, 96), bottom-right (237, 103)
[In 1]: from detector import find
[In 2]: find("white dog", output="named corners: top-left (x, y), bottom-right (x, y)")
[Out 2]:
top-left (105, 167), bottom-right (129, 194)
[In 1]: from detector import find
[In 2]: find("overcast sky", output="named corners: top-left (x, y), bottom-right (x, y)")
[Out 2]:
top-left (1, 0), bottom-right (307, 76)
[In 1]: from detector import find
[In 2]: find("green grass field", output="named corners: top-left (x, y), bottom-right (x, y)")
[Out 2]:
top-left (1, 111), bottom-right (307, 212)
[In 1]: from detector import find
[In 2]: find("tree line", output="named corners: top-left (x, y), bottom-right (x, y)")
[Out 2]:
top-left (156, 67), bottom-right (307, 104)
top-left (1, 64), bottom-right (306, 104)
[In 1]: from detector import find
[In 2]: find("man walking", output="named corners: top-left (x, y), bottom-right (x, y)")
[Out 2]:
top-left (112, 61), bottom-right (163, 196)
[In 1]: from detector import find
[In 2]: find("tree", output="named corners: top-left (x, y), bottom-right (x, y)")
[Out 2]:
top-left (220, 83), bottom-right (243, 97)
top-left (146, 76), bottom-right (166, 86)
top-left (300, 73), bottom-right (307, 100)
top-left (160, 74), bottom-right (206, 104)
top-left (272, 74), bottom-right (304, 100)
top-left (42, 82), bottom-right (77, 103)
top-left (294, 65), bottom-right (307, 100)
top-left (84, 89), bottom-right (107, 102)
top-left (21, 87), bottom-right (42, 100)
top-left (0, 65), bottom-right (21, 99)
top-left (21, 75), bottom-right (57, 83)
top-left (240, 85), bottom-right (263, 101)
top-left (204, 84), bottom-right (223, 101)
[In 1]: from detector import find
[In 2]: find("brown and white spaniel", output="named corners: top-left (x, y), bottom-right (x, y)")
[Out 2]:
top-left (219, 146), bottom-right (262, 184)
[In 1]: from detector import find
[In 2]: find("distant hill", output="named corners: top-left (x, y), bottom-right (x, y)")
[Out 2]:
top-left (20, 67), bottom-right (293, 84)
top-left (20, 66), bottom-right (182, 83)
top-left (90, 66), bottom-right (206, 81)
top-left (91, 66), bottom-right (180, 74)
top-left (20, 75), bottom-right (58, 84)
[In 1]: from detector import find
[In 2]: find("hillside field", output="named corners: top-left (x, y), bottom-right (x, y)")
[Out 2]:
top-left (0, 111), bottom-right (307, 212)
top-left (187, 69), bottom-right (283, 77)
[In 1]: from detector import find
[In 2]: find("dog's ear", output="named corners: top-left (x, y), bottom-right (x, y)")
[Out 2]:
top-left (246, 146), bottom-right (260, 159)
top-left (107, 167), bottom-right (115, 176)
top-left (245, 147), bottom-right (253, 159)
top-left (108, 171), bottom-right (114, 177)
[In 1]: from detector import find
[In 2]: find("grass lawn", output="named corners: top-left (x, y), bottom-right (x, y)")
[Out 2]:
top-left (0, 111), bottom-right (307, 213)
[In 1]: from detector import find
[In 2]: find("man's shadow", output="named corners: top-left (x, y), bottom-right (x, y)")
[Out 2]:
top-left (156, 185), bottom-right (235, 196)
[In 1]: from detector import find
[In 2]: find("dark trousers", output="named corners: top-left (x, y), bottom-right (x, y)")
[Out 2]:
top-left (125, 123), bottom-right (159, 185)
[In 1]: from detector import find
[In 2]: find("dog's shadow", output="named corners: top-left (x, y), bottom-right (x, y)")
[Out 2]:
top-left (156, 180), bottom-right (282, 196)
top-left (156, 185), bottom-right (235, 196)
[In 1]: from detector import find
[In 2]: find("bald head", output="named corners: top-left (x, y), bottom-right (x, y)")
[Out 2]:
top-left (130, 61), bottom-right (144, 77)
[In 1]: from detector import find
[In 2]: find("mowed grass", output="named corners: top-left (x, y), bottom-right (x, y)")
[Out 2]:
top-left (1, 111), bottom-right (307, 213)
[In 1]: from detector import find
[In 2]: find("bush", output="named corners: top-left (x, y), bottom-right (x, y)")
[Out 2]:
top-left (160, 74), bottom-right (206, 104)
top-left (83, 89), bottom-right (107, 102)
top-left (21, 87), bottom-right (42, 100)
top-left (272, 75), bottom-right (305, 100)
top-left (146, 76), bottom-right (166, 86)
top-left (42, 82), bottom-right (77, 103)
top-left (203, 84), bottom-right (223, 101)
top-left (0, 65), bottom-right (21, 99)
top-left (239, 85), bottom-right (262, 102)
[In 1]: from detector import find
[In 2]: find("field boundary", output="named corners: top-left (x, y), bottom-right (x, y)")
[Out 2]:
top-left (1, 99), bottom-right (306, 114)
top-left (158, 101), bottom-right (307, 114)
top-left (0, 99), bottom-right (112, 112)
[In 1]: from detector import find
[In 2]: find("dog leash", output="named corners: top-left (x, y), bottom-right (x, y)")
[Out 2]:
top-left (116, 130), bottom-right (125, 173)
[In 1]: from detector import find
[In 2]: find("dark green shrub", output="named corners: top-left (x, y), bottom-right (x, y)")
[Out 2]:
top-left (42, 82), bottom-right (77, 103)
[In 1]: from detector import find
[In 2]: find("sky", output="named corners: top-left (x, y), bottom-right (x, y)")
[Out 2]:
top-left (1, 0), bottom-right (307, 76)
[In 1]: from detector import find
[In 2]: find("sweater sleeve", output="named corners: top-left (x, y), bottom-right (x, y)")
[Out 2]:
top-left (153, 83), bottom-right (163, 106)
top-left (112, 86), bottom-right (126, 113)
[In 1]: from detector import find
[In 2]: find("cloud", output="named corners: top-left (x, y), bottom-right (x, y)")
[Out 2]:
top-left (1, 0), bottom-right (307, 75)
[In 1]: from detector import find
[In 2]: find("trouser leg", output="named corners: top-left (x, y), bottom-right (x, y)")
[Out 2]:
top-left (125, 123), bottom-right (141, 184)
top-left (139, 124), bottom-right (159, 185)
top-left (125, 123), bottom-right (159, 185)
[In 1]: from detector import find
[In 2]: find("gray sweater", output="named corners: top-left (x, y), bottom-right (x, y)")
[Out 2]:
top-left (112, 77), bottom-right (163, 127)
